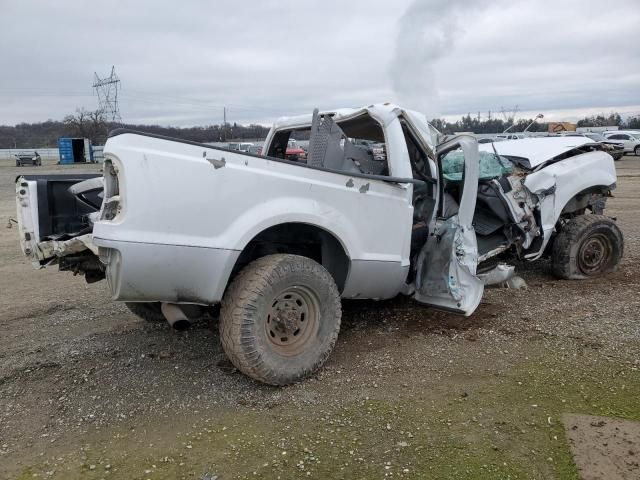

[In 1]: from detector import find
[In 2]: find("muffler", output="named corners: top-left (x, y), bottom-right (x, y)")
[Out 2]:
top-left (160, 303), bottom-right (191, 331)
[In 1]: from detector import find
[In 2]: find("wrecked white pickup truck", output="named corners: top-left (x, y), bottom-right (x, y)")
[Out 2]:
top-left (16, 103), bottom-right (622, 385)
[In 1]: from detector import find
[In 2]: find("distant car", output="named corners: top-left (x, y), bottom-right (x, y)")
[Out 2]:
top-left (559, 132), bottom-right (625, 160)
top-left (286, 139), bottom-right (306, 161)
top-left (603, 131), bottom-right (640, 156)
top-left (15, 152), bottom-right (42, 167)
top-left (352, 139), bottom-right (386, 161)
top-left (227, 142), bottom-right (254, 152)
top-left (495, 133), bottom-right (525, 141)
top-left (247, 145), bottom-right (263, 155)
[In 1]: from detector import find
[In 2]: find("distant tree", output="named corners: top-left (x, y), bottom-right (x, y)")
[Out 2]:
top-left (7, 109), bottom-right (637, 150)
top-left (63, 108), bottom-right (109, 144)
top-left (577, 113), bottom-right (623, 128)
top-left (627, 116), bottom-right (640, 129)
top-left (429, 118), bottom-right (448, 133)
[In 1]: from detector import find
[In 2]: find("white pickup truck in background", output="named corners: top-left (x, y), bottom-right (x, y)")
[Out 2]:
top-left (15, 103), bottom-right (623, 385)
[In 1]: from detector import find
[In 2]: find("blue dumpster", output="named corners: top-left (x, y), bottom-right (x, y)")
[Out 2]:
top-left (58, 138), bottom-right (74, 164)
top-left (58, 137), bottom-right (92, 164)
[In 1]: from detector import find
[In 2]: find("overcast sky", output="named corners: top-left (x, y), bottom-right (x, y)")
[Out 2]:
top-left (2, 0), bottom-right (639, 126)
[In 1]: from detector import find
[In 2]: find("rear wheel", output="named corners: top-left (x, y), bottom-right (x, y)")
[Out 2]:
top-left (635, 146), bottom-right (640, 156)
top-left (551, 215), bottom-right (623, 279)
top-left (220, 254), bottom-right (341, 385)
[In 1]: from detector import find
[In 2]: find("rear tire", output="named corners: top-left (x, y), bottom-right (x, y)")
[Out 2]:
top-left (635, 146), bottom-right (640, 156)
top-left (551, 215), bottom-right (623, 279)
top-left (220, 254), bottom-right (341, 385)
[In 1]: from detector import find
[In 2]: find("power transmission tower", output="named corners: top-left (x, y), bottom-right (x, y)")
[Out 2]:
top-left (93, 66), bottom-right (122, 122)
top-left (500, 105), bottom-right (519, 123)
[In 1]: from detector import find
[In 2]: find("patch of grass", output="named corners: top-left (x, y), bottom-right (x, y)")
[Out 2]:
top-left (16, 351), bottom-right (640, 479)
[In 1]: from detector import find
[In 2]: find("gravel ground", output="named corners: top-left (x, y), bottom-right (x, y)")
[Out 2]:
top-left (0, 157), bottom-right (639, 479)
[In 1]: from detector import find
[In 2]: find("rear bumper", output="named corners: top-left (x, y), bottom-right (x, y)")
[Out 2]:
top-left (94, 237), bottom-right (240, 304)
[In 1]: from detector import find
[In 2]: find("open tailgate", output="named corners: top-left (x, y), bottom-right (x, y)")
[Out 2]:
top-left (15, 174), bottom-right (103, 267)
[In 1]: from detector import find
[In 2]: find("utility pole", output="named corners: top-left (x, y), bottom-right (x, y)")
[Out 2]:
top-left (223, 107), bottom-right (227, 141)
top-left (523, 114), bottom-right (544, 133)
top-left (93, 66), bottom-right (122, 123)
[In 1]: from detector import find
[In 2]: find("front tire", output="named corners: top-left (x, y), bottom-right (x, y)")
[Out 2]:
top-left (220, 254), bottom-right (341, 385)
top-left (551, 215), bottom-right (623, 279)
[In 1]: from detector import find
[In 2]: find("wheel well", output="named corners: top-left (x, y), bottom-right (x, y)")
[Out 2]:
top-left (560, 185), bottom-right (612, 217)
top-left (231, 223), bottom-right (350, 292)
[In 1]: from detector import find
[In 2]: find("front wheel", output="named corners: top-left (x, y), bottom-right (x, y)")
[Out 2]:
top-left (551, 215), bottom-right (623, 279)
top-left (220, 254), bottom-right (341, 385)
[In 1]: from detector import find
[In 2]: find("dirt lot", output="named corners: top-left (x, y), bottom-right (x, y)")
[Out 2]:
top-left (1, 157), bottom-right (639, 479)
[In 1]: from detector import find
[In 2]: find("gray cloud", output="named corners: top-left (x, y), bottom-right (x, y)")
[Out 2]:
top-left (1, 0), bottom-right (639, 126)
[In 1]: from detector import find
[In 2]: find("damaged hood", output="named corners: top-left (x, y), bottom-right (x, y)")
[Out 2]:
top-left (479, 137), bottom-right (596, 169)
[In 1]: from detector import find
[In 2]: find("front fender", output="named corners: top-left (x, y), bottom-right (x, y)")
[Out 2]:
top-left (523, 150), bottom-right (616, 259)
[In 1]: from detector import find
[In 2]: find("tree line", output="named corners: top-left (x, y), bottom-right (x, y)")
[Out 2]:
top-left (1, 108), bottom-right (638, 149)
top-left (431, 112), bottom-right (639, 134)
top-left (0, 108), bottom-right (271, 148)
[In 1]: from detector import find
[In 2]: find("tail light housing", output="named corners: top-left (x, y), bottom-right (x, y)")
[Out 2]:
top-left (101, 159), bottom-right (121, 221)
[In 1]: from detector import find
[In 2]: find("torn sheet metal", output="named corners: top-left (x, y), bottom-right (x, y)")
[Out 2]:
top-left (523, 150), bottom-right (616, 259)
top-left (413, 218), bottom-right (484, 314)
top-left (37, 234), bottom-right (98, 267)
top-left (478, 263), bottom-right (515, 286)
top-left (412, 135), bottom-right (484, 315)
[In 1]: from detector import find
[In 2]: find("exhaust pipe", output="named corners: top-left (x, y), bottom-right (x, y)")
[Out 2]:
top-left (161, 303), bottom-right (191, 331)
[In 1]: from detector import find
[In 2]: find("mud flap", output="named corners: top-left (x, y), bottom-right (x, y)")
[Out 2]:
top-left (412, 135), bottom-right (484, 316)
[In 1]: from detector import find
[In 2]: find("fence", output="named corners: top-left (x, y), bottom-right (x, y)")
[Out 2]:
top-left (0, 148), bottom-right (60, 162)
top-left (0, 146), bottom-right (106, 163)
